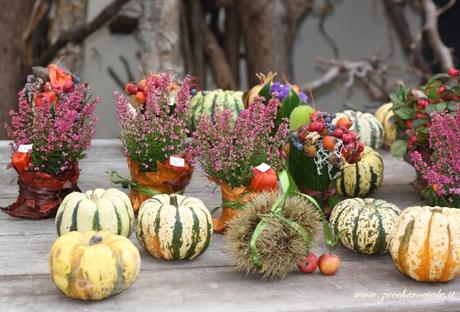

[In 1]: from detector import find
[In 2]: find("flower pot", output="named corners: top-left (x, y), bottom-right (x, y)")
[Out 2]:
top-left (287, 144), bottom-right (339, 218)
top-left (1, 163), bottom-right (80, 219)
top-left (212, 180), bottom-right (253, 233)
top-left (126, 157), bottom-right (193, 213)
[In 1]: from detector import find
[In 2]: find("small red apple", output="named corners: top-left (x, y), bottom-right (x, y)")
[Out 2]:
top-left (298, 253), bottom-right (318, 274)
top-left (318, 253), bottom-right (340, 276)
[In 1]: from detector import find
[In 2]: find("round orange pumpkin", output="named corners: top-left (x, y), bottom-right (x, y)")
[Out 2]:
top-left (389, 206), bottom-right (460, 282)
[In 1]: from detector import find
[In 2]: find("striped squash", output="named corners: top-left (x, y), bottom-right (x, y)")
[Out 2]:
top-left (136, 194), bottom-right (213, 260)
top-left (389, 206), bottom-right (460, 282)
top-left (190, 89), bottom-right (244, 131)
top-left (335, 110), bottom-right (384, 149)
top-left (50, 231), bottom-right (140, 300)
top-left (375, 102), bottom-right (397, 147)
top-left (330, 198), bottom-right (401, 254)
top-left (56, 188), bottom-right (135, 238)
top-left (337, 146), bottom-right (384, 197)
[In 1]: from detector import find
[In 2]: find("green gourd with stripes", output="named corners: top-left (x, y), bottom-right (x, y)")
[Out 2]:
top-left (55, 188), bottom-right (135, 238)
top-left (189, 89), bottom-right (244, 131)
top-left (335, 110), bottom-right (384, 149)
top-left (330, 198), bottom-right (401, 254)
top-left (136, 194), bottom-right (213, 260)
top-left (337, 146), bottom-right (384, 197)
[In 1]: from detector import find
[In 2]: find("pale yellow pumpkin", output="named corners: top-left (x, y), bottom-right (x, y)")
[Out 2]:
top-left (389, 206), bottom-right (460, 282)
top-left (49, 231), bottom-right (141, 300)
top-left (375, 102), bottom-right (396, 147)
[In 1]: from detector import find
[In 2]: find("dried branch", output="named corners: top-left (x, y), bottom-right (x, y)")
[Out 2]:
top-left (420, 0), bottom-right (455, 71)
top-left (382, 0), bottom-right (431, 76)
top-left (37, 0), bottom-right (130, 66)
top-left (301, 57), bottom-right (390, 101)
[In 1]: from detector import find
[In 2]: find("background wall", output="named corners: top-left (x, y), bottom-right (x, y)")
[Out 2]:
top-left (82, 0), bottom-right (421, 138)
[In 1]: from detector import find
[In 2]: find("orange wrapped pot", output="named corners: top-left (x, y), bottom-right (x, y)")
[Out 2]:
top-left (127, 157), bottom-right (193, 212)
top-left (213, 178), bottom-right (279, 233)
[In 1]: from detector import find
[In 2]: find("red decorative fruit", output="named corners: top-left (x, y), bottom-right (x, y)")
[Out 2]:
top-left (414, 112), bottom-right (427, 119)
top-left (335, 117), bottom-right (352, 129)
top-left (135, 91), bottom-right (146, 104)
top-left (63, 80), bottom-right (74, 93)
top-left (405, 120), bottom-right (413, 128)
top-left (308, 121), bottom-right (324, 132)
top-left (333, 128), bottom-right (343, 138)
top-left (125, 83), bottom-right (138, 95)
top-left (322, 136), bottom-right (336, 151)
top-left (438, 85), bottom-right (446, 94)
top-left (250, 167), bottom-right (278, 192)
top-left (342, 134), bottom-right (352, 144)
top-left (298, 253), bottom-right (318, 274)
top-left (417, 99), bottom-right (428, 109)
top-left (318, 253), bottom-right (340, 276)
top-left (448, 68), bottom-right (459, 77)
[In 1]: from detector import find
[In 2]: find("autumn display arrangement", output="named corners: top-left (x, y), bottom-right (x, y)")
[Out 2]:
top-left (192, 96), bottom-right (288, 232)
top-left (287, 109), bottom-right (365, 217)
top-left (113, 72), bottom-right (194, 212)
top-left (2, 64), bottom-right (99, 219)
top-left (4, 65), bottom-right (460, 302)
top-left (388, 69), bottom-right (460, 206)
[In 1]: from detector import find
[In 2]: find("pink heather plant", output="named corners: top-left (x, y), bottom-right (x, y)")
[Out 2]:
top-left (193, 96), bottom-right (288, 187)
top-left (115, 72), bottom-right (193, 172)
top-left (6, 80), bottom-right (99, 175)
top-left (411, 109), bottom-right (460, 206)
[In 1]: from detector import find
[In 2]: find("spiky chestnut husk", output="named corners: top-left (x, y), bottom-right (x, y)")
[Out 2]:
top-left (225, 192), bottom-right (321, 279)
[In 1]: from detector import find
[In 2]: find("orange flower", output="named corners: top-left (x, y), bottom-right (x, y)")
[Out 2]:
top-left (34, 91), bottom-right (57, 108)
top-left (48, 64), bottom-right (72, 90)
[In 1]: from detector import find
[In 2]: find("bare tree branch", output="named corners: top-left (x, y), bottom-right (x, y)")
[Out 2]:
top-left (420, 0), bottom-right (454, 71)
top-left (382, 0), bottom-right (432, 76)
top-left (37, 0), bottom-right (130, 66)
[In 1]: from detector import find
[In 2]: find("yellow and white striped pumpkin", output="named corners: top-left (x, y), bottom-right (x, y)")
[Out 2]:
top-left (56, 188), bottom-right (135, 238)
top-left (335, 110), bottom-right (384, 149)
top-left (330, 198), bottom-right (401, 254)
top-left (136, 194), bottom-right (213, 260)
top-left (375, 102), bottom-right (397, 147)
top-left (337, 146), bottom-right (384, 197)
top-left (389, 206), bottom-right (460, 282)
top-left (50, 231), bottom-right (141, 300)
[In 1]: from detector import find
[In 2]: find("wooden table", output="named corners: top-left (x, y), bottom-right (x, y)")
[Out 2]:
top-left (0, 140), bottom-right (459, 312)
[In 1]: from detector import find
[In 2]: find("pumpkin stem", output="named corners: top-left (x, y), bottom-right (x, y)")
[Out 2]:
top-left (170, 194), bottom-right (179, 208)
top-left (89, 234), bottom-right (103, 245)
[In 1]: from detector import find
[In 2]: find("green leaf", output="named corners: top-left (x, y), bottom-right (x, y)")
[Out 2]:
top-left (389, 86), bottom-right (409, 108)
top-left (258, 82), bottom-right (271, 99)
top-left (411, 89), bottom-right (428, 99)
top-left (394, 106), bottom-right (414, 120)
top-left (428, 81), bottom-right (442, 99)
top-left (448, 101), bottom-right (459, 111)
top-left (411, 118), bottom-right (428, 129)
top-left (275, 88), bottom-right (301, 128)
top-left (428, 73), bottom-right (450, 83)
top-left (391, 139), bottom-right (408, 158)
top-left (436, 102), bottom-right (447, 111)
top-left (425, 104), bottom-right (438, 114)
top-left (418, 127), bottom-right (428, 134)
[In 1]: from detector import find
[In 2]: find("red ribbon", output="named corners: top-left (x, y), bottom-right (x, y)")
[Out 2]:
top-left (1, 163), bottom-right (80, 219)
top-left (299, 187), bottom-right (336, 219)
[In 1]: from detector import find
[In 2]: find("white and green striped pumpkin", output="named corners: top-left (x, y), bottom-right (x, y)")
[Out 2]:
top-left (330, 198), bottom-right (401, 254)
top-left (335, 110), bottom-right (384, 149)
top-left (375, 102), bottom-right (397, 147)
top-left (337, 146), bottom-right (384, 197)
top-left (136, 194), bottom-right (213, 260)
top-left (190, 89), bottom-right (244, 131)
top-left (55, 188), bottom-right (135, 238)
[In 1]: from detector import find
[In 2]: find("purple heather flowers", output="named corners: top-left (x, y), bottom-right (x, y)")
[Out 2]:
top-left (192, 96), bottom-right (288, 187)
top-left (115, 72), bottom-right (193, 172)
top-left (411, 110), bottom-right (460, 204)
top-left (6, 82), bottom-right (99, 175)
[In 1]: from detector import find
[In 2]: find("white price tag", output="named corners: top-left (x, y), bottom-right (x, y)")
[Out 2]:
top-left (18, 144), bottom-right (33, 153)
top-left (255, 162), bottom-right (271, 173)
top-left (170, 156), bottom-right (185, 167)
